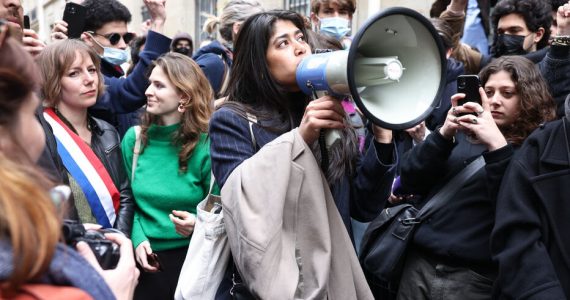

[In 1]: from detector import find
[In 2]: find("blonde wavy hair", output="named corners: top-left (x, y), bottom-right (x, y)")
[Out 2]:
top-left (202, 0), bottom-right (264, 43)
top-left (140, 53), bottom-right (214, 173)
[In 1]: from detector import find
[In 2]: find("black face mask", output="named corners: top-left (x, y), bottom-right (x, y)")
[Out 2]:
top-left (491, 34), bottom-right (529, 57)
top-left (173, 47), bottom-right (191, 56)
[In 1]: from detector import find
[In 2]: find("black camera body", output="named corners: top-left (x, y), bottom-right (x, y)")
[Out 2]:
top-left (62, 220), bottom-right (120, 270)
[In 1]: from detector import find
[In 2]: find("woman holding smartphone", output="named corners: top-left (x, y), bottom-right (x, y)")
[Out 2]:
top-left (121, 53), bottom-right (215, 299)
top-left (394, 56), bottom-right (556, 299)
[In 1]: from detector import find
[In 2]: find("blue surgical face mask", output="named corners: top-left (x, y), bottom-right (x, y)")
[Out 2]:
top-left (102, 47), bottom-right (129, 66)
top-left (319, 17), bottom-right (350, 40)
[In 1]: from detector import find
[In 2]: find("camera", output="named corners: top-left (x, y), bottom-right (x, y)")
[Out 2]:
top-left (62, 220), bottom-right (120, 270)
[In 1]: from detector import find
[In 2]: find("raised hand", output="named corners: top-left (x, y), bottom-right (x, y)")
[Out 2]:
top-left (557, 1), bottom-right (570, 36)
top-left (143, 0), bottom-right (166, 33)
top-left (22, 28), bottom-right (45, 56)
top-left (448, 87), bottom-right (508, 150)
top-left (50, 20), bottom-right (68, 41)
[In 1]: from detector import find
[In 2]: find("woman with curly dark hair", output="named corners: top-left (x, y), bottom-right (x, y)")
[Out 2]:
top-left (479, 55), bottom-right (556, 145)
top-left (395, 55), bottom-right (555, 299)
top-left (492, 88), bottom-right (570, 299)
top-left (121, 52), bottom-right (215, 299)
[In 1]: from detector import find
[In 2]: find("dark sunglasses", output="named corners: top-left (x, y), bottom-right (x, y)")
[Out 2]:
top-left (91, 31), bottom-right (135, 46)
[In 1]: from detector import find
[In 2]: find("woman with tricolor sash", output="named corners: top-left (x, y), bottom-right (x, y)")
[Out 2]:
top-left (36, 39), bottom-right (134, 236)
top-left (120, 53), bottom-right (216, 299)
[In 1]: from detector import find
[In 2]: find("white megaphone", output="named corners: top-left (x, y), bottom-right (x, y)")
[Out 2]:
top-left (296, 7), bottom-right (447, 137)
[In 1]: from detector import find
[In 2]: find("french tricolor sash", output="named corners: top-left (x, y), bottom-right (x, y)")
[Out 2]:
top-left (43, 108), bottom-right (119, 228)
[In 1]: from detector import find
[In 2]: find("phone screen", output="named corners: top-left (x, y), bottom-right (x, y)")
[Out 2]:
top-left (23, 15), bottom-right (30, 29)
top-left (457, 75), bottom-right (481, 107)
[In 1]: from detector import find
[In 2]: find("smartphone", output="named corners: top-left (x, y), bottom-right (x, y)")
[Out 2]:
top-left (23, 15), bottom-right (30, 29)
top-left (62, 2), bottom-right (86, 39)
top-left (456, 75), bottom-right (482, 113)
top-left (147, 252), bottom-right (164, 272)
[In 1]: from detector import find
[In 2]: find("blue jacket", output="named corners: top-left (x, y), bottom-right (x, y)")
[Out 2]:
top-left (89, 30), bottom-right (172, 137)
top-left (192, 40), bottom-right (232, 96)
top-left (209, 106), bottom-right (397, 232)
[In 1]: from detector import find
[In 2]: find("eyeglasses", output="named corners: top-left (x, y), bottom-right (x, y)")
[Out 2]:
top-left (89, 31), bottom-right (135, 46)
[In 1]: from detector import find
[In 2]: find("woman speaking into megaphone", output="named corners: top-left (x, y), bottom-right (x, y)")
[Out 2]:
top-left (208, 9), bottom-right (397, 298)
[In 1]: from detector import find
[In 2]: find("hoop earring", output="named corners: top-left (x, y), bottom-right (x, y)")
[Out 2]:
top-left (178, 104), bottom-right (185, 113)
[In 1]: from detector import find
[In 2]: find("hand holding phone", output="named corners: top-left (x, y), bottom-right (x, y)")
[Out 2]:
top-left (23, 15), bottom-right (30, 29)
top-left (63, 2), bottom-right (86, 39)
top-left (456, 75), bottom-right (482, 116)
top-left (146, 253), bottom-right (163, 272)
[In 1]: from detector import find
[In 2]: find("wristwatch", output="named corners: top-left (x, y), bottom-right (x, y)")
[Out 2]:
top-left (551, 35), bottom-right (570, 46)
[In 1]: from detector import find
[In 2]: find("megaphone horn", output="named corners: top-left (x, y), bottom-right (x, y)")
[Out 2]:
top-left (296, 7), bottom-right (447, 131)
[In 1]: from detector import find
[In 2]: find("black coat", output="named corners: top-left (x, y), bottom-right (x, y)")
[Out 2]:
top-left (37, 110), bottom-right (134, 236)
top-left (399, 130), bottom-right (513, 273)
top-left (492, 118), bottom-right (570, 299)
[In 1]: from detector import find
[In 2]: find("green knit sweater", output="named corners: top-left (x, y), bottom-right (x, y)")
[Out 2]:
top-left (121, 123), bottom-right (215, 251)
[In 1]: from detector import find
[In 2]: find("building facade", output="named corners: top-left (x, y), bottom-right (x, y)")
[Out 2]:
top-left (22, 0), bottom-right (433, 47)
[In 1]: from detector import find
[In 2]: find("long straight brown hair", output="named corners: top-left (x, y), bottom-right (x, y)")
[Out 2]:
top-left (139, 53), bottom-right (214, 173)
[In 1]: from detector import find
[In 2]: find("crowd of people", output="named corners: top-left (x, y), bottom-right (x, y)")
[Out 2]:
top-left (1, 0), bottom-right (570, 299)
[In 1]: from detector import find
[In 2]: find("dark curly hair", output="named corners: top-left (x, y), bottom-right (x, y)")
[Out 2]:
top-left (550, 0), bottom-right (568, 12)
top-left (82, 0), bottom-right (132, 32)
top-left (491, 0), bottom-right (552, 50)
top-left (479, 56), bottom-right (556, 145)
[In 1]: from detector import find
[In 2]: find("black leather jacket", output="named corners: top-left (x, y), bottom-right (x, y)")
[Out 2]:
top-left (37, 109), bottom-right (134, 236)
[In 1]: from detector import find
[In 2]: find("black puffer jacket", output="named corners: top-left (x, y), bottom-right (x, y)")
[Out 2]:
top-left (37, 109), bottom-right (134, 236)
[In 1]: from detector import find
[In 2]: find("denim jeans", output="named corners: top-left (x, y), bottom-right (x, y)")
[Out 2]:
top-left (397, 249), bottom-right (494, 300)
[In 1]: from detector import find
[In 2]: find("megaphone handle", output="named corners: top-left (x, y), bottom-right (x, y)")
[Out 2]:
top-left (307, 83), bottom-right (340, 174)
top-left (319, 130), bottom-right (329, 173)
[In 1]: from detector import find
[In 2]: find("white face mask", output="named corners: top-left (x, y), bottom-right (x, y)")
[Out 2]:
top-left (89, 32), bottom-right (130, 66)
top-left (318, 17), bottom-right (350, 40)
top-left (101, 46), bottom-right (129, 66)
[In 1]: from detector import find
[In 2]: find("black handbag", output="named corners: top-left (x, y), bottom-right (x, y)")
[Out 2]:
top-left (359, 156), bottom-right (485, 299)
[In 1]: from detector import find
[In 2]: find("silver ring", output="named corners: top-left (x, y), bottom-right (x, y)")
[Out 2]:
top-left (472, 117), bottom-right (478, 124)
top-left (477, 109), bottom-right (484, 116)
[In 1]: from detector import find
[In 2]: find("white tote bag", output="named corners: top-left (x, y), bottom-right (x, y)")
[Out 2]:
top-left (174, 176), bottom-right (230, 300)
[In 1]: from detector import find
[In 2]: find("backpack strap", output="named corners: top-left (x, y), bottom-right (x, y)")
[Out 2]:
top-left (131, 126), bottom-right (142, 181)
top-left (218, 55), bottom-right (231, 97)
top-left (245, 113), bottom-right (257, 150)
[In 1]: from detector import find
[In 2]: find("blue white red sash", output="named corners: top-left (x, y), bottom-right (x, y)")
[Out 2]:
top-left (43, 108), bottom-right (119, 228)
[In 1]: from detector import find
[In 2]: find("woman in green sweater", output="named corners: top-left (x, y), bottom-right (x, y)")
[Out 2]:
top-left (121, 53), bottom-right (214, 299)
